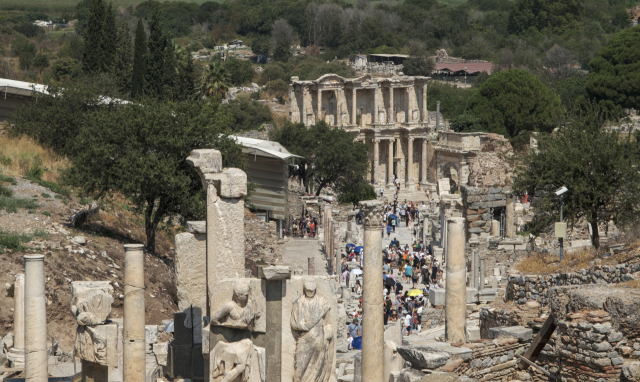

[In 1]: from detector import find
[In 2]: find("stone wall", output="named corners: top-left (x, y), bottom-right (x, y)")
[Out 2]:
top-left (421, 307), bottom-right (445, 330)
top-left (461, 186), bottom-right (512, 241)
top-left (455, 338), bottom-right (528, 381)
top-left (506, 264), bottom-right (639, 306)
top-left (479, 302), bottom-right (550, 339)
top-left (549, 285), bottom-right (640, 382)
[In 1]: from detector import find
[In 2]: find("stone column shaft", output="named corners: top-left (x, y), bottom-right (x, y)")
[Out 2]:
top-left (445, 218), bottom-right (467, 344)
top-left (14, 274), bottom-right (25, 350)
top-left (360, 201), bottom-right (384, 382)
top-left (352, 88), bottom-right (357, 125)
top-left (389, 87), bottom-right (394, 124)
top-left (373, 86), bottom-right (379, 124)
top-left (473, 250), bottom-right (480, 290)
top-left (388, 139), bottom-right (394, 186)
top-left (333, 225), bottom-right (340, 275)
top-left (317, 89), bottom-right (322, 124)
top-left (373, 140), bottom-right (380, 186)
top-left (506, 195), bottom-right (515, 238)
top-left (479, 259), bottom-right (485, 290)
top-left (407, 87), bottom-right (413, 122)
top-left (421, 138), bottom-right (428, 184)
top-left (308, 258), bottom-right (315, 275)
top-left (408, 138), bottom-right (414, 188)
top-left (422, 84), bottom-right (427, 122)
top-left (24, 255), bottom-right (47, 382)
top-left (123, 244), bottom-right (145, 382)
top-left (436, 101), bottom-right (440, 130)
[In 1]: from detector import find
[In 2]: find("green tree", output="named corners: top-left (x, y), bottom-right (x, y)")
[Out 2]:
top-left (223, 58), bottom-right (255, 86)
top-left (11, 36), bottom-right (37, 70)
top-left (131, 19), bottom-right (147, 99)
top-left (201, 60), bottom-right (230, 98)
top-left (222, 96), bottom-right (273, 133)
top-left (62, 98), bottom-right (244, 252)
top-left (101, 2), bottom-right (117, 70)
top-left (585, 26), bottom-right (640, 117)
top-left (271, 19), bottom-right (296, 62)
top-left (450, 113), bottom-right (481, 133)
top-left (402, 40), bottom-right (435, 77)
top-left (514, 104), bottom-right (640, 249)
top-left (112, 23), bottom-right (133, 97)
top-left (82, 0), bottom-right (106, 73)
top-left (175, 44), bottom-right (196, 101)
top-left (272, 121), bottom-right (371, 197)
top-left (467, 69), bottom-right (563, 139)
top-left (508, 0), bottom-right (584, 34)
top-left (162, 39), bottom-right (177, 100)
top-left (145, 9), bottom-right (166, 98)
top-left (50, 58), bottom-right (81, 82)
top-left (337, 177), bottom-right (377, 206)
top-left (33, 53), bottom-right (50, 74)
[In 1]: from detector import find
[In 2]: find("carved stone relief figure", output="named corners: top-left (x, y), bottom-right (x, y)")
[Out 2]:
top-left (412, 109), bottom-right (419, 122)
top-left (211, 281), bottom-right (260, 331)
top-left (290, 279), bottom-right (334, 382)
top-left (210, 339), bottom-right (263, 382)
top-left (70, 282), bottom-right (114, 326)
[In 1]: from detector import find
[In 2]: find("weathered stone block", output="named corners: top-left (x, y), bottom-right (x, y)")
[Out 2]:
top-left (175, 229), bottom-right (206, 344)
top-left (206, 168), bottom-right (248, 198)
top-left (466, 288), bottom-right (478, 303)
top-left (259, 265), bottom-right (292, 280)
top-left (396, 346), bottom-right (450, 369)
top-left (210, 278), bottom-right (266, 333)
top-left (186, 221), bottom-right (206, 234)
top-left (488, 326), bottom-right (533, 341)
top-left (429, 289), bottom-right (446, 306)
top-left (75, 321), bottom-right (119, 367)
top-left (186, 149), bottom-right (223, 176)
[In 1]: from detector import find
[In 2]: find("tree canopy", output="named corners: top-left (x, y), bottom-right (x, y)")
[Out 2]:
top-left (12, 79), bottom-right (245, 252)
top-left (585, 26), bottom-right (640, 117)
top-left (466, 68), bottom-right (563, 139)
top-left (514, 104), bottom-right (640, 249)
top-left (271, 122), bottom-right (375, 203)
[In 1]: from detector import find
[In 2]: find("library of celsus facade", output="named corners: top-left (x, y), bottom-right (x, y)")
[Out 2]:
top-left (289, 74), bottom-right (441, 190)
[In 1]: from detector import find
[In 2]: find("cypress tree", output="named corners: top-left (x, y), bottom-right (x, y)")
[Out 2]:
top-left (131, 19), bottom-right (147, 99)
top-left (82, 0), bottom-right (105, 73)
top-left (176, 54), bottom-right (196, 100)
top-left (112, 23), bottom-right (133, 97)
top-left (145, 9), bottom-right (165, 98)
top-left (162, 39), bottom-right (177, 101)
top-left (102, 2), bottom-right (117, 70)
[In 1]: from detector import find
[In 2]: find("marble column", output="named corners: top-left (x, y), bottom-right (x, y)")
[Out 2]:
top-left (352, 88), bottom-right (357, 125)
top-left (407, 87), bottom-right (413, 122)
top-left (24, 255), bottom-right (47, 382)
top-left (333, 224), bottom-right (340, 275)
top-left (123, 244), bottom-right (145, 382)
top-left (436, 101), bottom-right (441, 130)
top-left (473, 249), bottom-right (479, 290)
top-left (373, 86), bottom-right (379, 124)
top-left (389, 87), bottom-right (394, 124)
top-left (479, 259), bottom-right (485, 290)
top-left (308, 258), bottom-right (315, 275)
top-left (317, 89), bottom-right (322, 124)
top-left (387, 139), bottom-right (394, 186)
top-left (7, 274), bottom-right (25, 367)
top-left (422, 84), bottom-right (427, 122)
top-left (506, 195), bottom-right (515, 238)
top-left (324, 205), bottom-right (333, 252)
top-left (373, 139), bottom-right (380, 186)
top-left (421, 138), bottom-right (428, 185)
top-left (359, 200), bottom-right (385, 382)
top-left (396, 138), bottom-right (405, 188)
top-left (301, 87), bottom-right (308, 126)
top-left (407, 138), bottom-right (414, 189)
top-left (445, 217), bottom-right (467, 344)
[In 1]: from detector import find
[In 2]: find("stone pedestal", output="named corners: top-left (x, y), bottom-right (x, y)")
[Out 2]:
top-left (123, 244), bottom-right (145, 382)
top-left (445, 217), bottom-right (467, 343)
top-left (308, 258), bottom-right (315, 275)
top-left (7, 274), bottom-right (25, 367)
top-left (359, 200), bottom-right (385, 382)
top-left (24, 255), bottom-right (47, 382)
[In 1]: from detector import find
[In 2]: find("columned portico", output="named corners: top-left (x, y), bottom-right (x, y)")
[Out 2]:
top-left (317, 89), bottom-right (322, 124)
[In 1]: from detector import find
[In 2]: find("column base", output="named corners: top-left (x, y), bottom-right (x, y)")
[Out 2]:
top-left (7, 348), bottom-right (25, 368)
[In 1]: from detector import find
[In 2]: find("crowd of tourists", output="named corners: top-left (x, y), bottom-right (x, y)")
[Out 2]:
top-left (292, 216), bottom-right (318, 238)
top-left (341, 199), bottom-right (445, 349)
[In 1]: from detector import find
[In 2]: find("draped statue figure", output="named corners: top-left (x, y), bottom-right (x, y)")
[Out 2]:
top-left (290, 279), bottom-right (334, 382)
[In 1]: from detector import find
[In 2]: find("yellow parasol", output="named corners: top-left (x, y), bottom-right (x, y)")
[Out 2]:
top-left (407, 289), bottom-right (423, 297)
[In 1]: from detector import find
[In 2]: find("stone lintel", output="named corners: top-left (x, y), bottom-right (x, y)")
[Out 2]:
top-left (259, 266), bottom-right (292, 280)
top-left (204, 168), bottom-right (247, 198)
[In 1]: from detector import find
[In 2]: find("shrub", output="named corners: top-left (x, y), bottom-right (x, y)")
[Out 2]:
top-left (0, 196), bottom-right (39, 213)
top-left (41, 192), bottom-right (51, 198)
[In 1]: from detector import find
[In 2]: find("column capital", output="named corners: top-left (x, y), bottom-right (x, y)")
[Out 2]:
top-left (408, 137), bottom-right (415, 142)
top-left (358, 200), bottom-right (385, 229)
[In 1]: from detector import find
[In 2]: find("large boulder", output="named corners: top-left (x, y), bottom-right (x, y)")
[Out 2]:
top-left (397, 346), bottom-right (450, 370)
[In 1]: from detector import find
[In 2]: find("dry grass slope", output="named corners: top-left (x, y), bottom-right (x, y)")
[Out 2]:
top-left (0, 134), bottom-right (67, 182)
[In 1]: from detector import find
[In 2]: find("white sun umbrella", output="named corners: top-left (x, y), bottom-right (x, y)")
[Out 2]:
top-left (351, 269), bottom-right (363, 275)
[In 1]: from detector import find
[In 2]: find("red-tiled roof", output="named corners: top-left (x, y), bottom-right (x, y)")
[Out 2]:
top-left (434, 62), bottom-right (494, 75)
